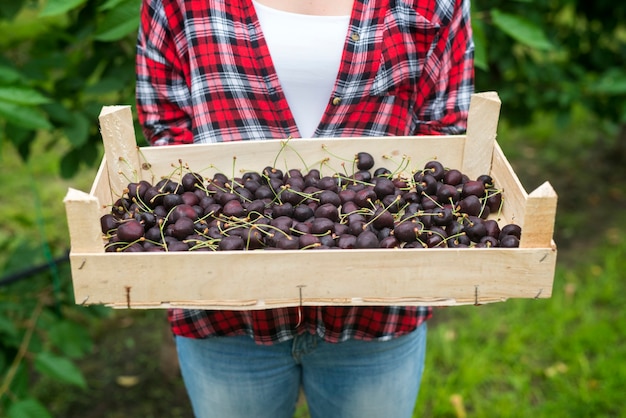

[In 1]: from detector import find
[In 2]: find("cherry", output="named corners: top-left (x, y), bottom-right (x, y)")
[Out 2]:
top-left (353, 170), bottom-right (372, 183)
top-left (182, 172), bottom-right (203, 191)
top-left (135, 211), bottom-right (156, 229)
top-left (254, 184), bottom-right (274, 200)
top-left (171, 217), bottom-right (195, 240)
top-left (436, 184), bottom-right (460, 204)
top-left (272, 202), bottom-right (294, 218)
top-left (319, 190), bottom-right (342, 207)
top-left (171, 204), bottom-right (198, 222)
top-left (423, 160), bottom-right (445, 181)
top-left (379, 235), bottom-right (400, 248)
top-left (145, 226), bottom-right (163, 243)
top-left (374, 167), bottom-right (392, 178)
top-left (299, 233), bottom-right (321, 249)
top-left (483, 219), bottom-right (501, 238)
top-left (443, 169), bottom-right (464, 186)
top-left (100, 214), bottom-right (118, 234)
top-left (218, 235), bottom-right (245, 251)
top-left (486, 190), bottom-right (503, 213)
top-left (163, 193), bottom-right (184, 210)
top-left (476, 174), bottom-right (494, 188)
top-left (356, 151), bottom-right (375, 171)
top-left (447, 233), bottom-right (471, 248)
top-left (479, 235), bottom-right (499, 248)
top-left (415, 173), bottom-right (438, 196)
top-left (371, 207), bottom-right (395, 229)
top-left (317, 176), bottom-right (339, 192)
top-left (275, 235), bottom-right (299, 250)
top-left (222, 199), bottom-right (245, 218)
top-left (143, 186), bottom-right (163, 208)
top-left (314, 203), bottom-right (339, 222)
top-left (116, 219), bottom-right (144, 242)
top-left (311, 218), bottom-right (335, 235)
top-left (293, 204), bottom-right (314, 222)
top-left (462, 180), bottom-right (486, 198)
top-left (500, 234), bottom-right (520, 248)
top-left (127, 180), bottom-right (152, 201)
top-left (463, 216), bottom-right (487, 242)
top-left (432, 206), bottom-right (454, 226)
top-left (337, 234), bottom-right (357, 249)
top-left (292, 222), bottom-right (312, 236)
top-left (456, 195), bottom-right (482, 217)
top-left (500, 223), bottom-right (522, 240)
top-left (354, 188), bottom-right (377, 208)
top-left (355, 230), bottom-right (379, 248)
top-left (262, 166), bottom-right (283, 181)
top-left (271, 216), bottom-right (293, 235)
top-left (393, 221), bottom-right (421, 243)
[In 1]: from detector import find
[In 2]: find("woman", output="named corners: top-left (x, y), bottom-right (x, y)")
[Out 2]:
top-left (136, 0), bottom-right (474, 416)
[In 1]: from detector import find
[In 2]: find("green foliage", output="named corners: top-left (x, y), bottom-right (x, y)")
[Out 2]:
top-left (0, 0), bottom-right (141, 177)
top-left (473, 1), bottom-right (626, 129)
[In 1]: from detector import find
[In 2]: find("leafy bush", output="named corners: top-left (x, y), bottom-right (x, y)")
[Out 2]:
top-left (0, 0), bottom-right (141, 178)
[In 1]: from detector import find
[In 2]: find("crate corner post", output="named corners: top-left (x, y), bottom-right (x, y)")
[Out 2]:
top-left (64, 187), bottom-right (104, 254)
top-left (464, 92), bottom-right (502, 179)
top-left (520, 181), bottom-right (558, 249)
top-left (98, 105), bottom-right (141, 198)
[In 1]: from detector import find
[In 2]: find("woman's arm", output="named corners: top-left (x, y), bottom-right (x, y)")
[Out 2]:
top-left (415, 0), bottom-right (475, 135)
top-left (136, 0), bottom-right (194, 146)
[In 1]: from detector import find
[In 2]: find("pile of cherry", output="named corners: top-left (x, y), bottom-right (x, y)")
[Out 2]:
top-left (100, 152), bottom-right (522, 252)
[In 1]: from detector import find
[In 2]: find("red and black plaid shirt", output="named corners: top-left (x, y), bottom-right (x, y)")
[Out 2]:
top-left (136, 0), bottom-right (474, 344)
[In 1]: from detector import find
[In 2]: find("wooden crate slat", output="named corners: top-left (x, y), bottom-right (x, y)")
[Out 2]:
top-left (69, 246), bottom-right (555, 310)
top-left (489, 141), bottom-right (528, 227)
top-left (136, 135), bottom-right (468, 184)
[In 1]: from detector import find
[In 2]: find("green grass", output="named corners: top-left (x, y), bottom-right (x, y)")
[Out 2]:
top-left (414, 228), bottom-right (626, 417)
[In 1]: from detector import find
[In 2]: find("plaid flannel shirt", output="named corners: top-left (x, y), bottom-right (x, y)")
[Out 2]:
top-left (136, 0), bottom-right (474, 344)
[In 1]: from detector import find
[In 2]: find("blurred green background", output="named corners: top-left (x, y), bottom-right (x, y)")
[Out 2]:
top-left (1, 1), bottom-right (625, 417)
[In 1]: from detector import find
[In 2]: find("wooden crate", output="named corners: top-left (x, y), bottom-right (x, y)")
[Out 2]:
top-left (64, 92), bottom-right (557, 309)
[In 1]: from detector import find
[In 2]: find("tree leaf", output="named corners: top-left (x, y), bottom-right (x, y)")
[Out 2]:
top-left (0, 65), bottom-right (23, 84)
top-left (0, 2), bottom-right (24, 20)
top-left (39, 0), bottom-right (87, 17)
top-left (95, 1), bottom-right (140, 41)
top-left (490, 9), bottom-right (554, 50)
top-left (589, 69), bottom-right (626, 95)
top-left (63, 111), bottom-right (91, 147)
top-left (0, 315), bottom-right (19, 339)
top-left (48, 321), bottom-right (93, 358)
top-left (7, 398), bottom-right (53, 418)
top-left (0, 102), bottom-right (52, 130)
top-left (471, 19), bottom-right (488, 71)
top-left (34, 352), bottom-right (87, 389)
top-left (0, 87), bottom-right (50, 105)
top-left (99, 0), bottom-right (133, 11)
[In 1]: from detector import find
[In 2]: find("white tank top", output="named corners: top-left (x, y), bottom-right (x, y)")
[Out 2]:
top-left (253, 1), bottom-right (350, 138)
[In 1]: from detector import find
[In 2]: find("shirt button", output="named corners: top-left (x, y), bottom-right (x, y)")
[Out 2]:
top-left (351, 32), bottom-right (360, 42)
top-left (332, 97), bottom-right (342, 106)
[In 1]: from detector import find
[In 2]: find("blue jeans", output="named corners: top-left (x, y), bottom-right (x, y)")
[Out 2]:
top-left (175, 322), bottom-right (427, 418)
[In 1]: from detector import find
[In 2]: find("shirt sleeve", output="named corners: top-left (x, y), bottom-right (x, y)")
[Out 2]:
top-left (136, 0), bottom-right (194, 146)
top-left (414, 0), bottom-right (475, 136)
